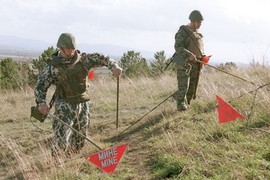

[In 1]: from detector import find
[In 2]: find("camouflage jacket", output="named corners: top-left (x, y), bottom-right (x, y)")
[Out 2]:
top-left (34, 50), bottom-right (118, 106)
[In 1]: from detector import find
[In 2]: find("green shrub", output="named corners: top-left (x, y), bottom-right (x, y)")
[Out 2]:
top-left (0, 58), bottom-right (20, 90)
top-left (119, 50), bottom-right (150, 78)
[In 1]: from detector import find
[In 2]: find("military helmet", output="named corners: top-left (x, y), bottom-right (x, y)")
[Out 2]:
top-left (189, 10), bottom-right (203, 21)
top-left (57, 33), bottom-right (77, 48)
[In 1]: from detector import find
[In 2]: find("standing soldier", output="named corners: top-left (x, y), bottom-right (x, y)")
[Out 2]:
top-left (173, 10), bottom-right (205, 111)
top-left (34, 33), bottom-right (122, 156)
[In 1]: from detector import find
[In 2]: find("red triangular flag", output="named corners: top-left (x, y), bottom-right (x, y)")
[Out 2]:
top-left (216, 95), bottom-right (245, 123)
top-left (86, 143), bottom-right (129, 174)
top-left (88, 70), bottom-right (95, 79)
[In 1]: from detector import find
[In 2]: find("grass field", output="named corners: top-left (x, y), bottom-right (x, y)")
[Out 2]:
top-left (0, 65), bottom-right (269, 179)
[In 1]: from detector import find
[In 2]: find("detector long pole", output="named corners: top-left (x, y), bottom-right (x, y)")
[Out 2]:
top-left (119, 91), bottom-right (177, 135)
top-left (116, 77), bottom-right (120, 130)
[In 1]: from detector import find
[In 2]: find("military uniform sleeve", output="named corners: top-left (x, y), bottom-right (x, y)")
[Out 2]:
top-left (34, 65), bottom-right (54, 106)
top-left (174, 28), bottom-right (194, 59)
top-left (85, 53), bottom-right (119, 70)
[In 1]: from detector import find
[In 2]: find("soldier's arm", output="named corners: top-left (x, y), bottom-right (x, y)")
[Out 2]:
top-left (85, 53), bottom-right (120, 70)
top-left (34, 65), bottom-right (54, 106)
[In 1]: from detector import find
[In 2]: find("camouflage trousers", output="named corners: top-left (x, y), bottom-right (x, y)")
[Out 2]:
top-left (51, 99), bottom-right (90, 154)
top-left (176, 61), bottom-right (200, 109)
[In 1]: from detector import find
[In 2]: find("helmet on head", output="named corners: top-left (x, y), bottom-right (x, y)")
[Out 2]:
top-left (57, 33), bottom-right (77, 48)
top-left (189, 10), bottom-right (203, 21)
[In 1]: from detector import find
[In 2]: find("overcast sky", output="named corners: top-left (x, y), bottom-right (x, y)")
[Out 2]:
top-left (1, 0), bottom-right (270, 64)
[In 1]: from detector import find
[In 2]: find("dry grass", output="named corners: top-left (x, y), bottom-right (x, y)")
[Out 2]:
top-left (0, 66), bottom-right (270, 179)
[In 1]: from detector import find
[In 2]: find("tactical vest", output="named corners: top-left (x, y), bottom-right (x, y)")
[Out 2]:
top-left (50, 51), bottom-right (90, 104)
top-left (181, 25), bottom-right (204, 59)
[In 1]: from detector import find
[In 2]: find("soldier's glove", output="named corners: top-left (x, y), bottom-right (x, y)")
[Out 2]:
top-left (201, 55), bottom-right (212, 64)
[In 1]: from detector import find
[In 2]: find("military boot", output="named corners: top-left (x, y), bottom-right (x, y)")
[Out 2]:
top-left (177, 101), bottom-right (188, 111)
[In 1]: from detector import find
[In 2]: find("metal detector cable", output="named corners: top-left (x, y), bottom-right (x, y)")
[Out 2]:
top-left (29, 115), bottom-right (52, 133)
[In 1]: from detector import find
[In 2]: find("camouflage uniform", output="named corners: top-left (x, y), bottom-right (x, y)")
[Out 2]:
top-left (174, 25), bottom-right (204, 110)
top-left (34, 50), bottom-right (119, 154)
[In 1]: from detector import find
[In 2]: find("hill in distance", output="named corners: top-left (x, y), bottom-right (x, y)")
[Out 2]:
top-left (0, 34), bottom-right (155, 60)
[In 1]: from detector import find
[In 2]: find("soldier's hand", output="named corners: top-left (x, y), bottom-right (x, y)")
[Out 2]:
top-left (112, 66), bottom-right (122, 77)
top-left (38, 103), bottom-right (49, 115)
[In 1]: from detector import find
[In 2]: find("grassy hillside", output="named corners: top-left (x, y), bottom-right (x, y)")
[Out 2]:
top-left (0, 66), bottom-right (269, 179)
